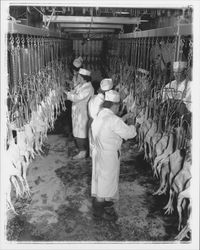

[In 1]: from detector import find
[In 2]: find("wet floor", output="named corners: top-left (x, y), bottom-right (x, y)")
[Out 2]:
top-left (6, 134), bottom-right (181, 242)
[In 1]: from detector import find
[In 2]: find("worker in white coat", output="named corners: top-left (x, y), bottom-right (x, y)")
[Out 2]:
top-left (65, 68), bottom-right (94, 159)
top-left (88, 78), bottom-right (113, 156)
top-left (64, 56), bottom-right (83, 136)
top-left (66, 56), bottom-right (83, 90)
top-left (91, 90), bottom-right (138, 221)
top-left (162, 61), bottom-right (191, 111)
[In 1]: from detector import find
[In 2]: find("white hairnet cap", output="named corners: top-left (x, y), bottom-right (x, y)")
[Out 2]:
top-left (105, 90), bottom-right (120, 103)
top-left (100, 78), bottom-right (113, 91)
top-left (173, 61), bottom-right (187, 72)
top-left (73, 56), bottom-right (83, 68)
top-left (79, 68), bottom-right (91, 76)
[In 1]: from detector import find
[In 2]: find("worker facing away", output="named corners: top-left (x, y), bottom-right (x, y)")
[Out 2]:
top-left (88, 78), bottom-right (113, 156)
top-left (91, 90), bottom-right (138, 221)
top-left (65, 68), bottom-right (94, 160)
top-left (88, 78), bottom-right (113, 120)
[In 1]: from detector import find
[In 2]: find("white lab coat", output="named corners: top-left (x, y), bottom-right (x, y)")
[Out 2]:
top-left (91, 108), bottom-right (137, 200)
top-left (72, 74), bottom-right (81, 89)
top-left (162, 79), bottom-right (191, 111)
top-left (67, 81), bottom-right (94, 138)
top-left (88, 93), bottom-right (105, 155)
top-left (88, 93), bottom-right (104, 119)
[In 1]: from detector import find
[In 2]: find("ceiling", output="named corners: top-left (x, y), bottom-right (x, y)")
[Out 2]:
top-left (9, 6), bottom-right (192, 39)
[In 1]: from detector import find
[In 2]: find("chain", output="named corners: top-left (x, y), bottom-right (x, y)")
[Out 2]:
top-left (179, 38), bottom-right (184, 61)
top-left (27, 35), bottom-right (31, 75)
top-left (34, 36), bottom-right (38, 73)
top-left (21, 34), bottom-right (27, 83)
top-left (44, 38), bottom-right (48, 67)
top-left (9, 34), bottom-right (17, 93)
top-left (134, 39), bottom-right (138, 69)
top-left (16, 34), bottom-right (22, 88)
top-left (30, 35), bottom-right (34, 74)
top-left (133, 39), bottom-right (137, 69)
top-left (37, 37), bottom-right (40, 71)
top-left (130, 39), bottom-right (134, 67)
top-left (21, 34), bottom-right (25, 49)
top-left (45, 38), bottom-right (48, 65)
top-left (186, 39), bottom-right (192, 83)
top-left (136, 38), bottom-right (141, 69)
top-left (41, 37), bottom-right (44, 68)
top-left (146, 37), bottom-right (151, 70)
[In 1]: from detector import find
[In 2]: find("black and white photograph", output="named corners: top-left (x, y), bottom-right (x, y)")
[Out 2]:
top-left (0, 0), bottom-right (199, 249)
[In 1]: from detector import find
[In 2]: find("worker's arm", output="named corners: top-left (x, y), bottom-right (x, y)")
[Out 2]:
top-left (121, 112), bottom-right (135, 122)
top-left (65, 83), bottom-right (93, 103)
top-left (112, 116), bottom-right (137, 140)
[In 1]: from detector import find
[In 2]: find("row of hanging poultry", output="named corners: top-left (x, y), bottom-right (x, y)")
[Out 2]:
top-left (6, 34), bottom-right (72, 213)
top-left (104, 36), bottom-right (192, 240)
top-left (6, 60), bottom-right (68, 212)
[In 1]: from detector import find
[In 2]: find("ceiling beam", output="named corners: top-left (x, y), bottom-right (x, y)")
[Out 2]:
top-left (64, 29), bottom-right (115, 33)
top-left (60, 23), bottom-right (122, 29)
top-left (43, 15), bottom-right (141, 24)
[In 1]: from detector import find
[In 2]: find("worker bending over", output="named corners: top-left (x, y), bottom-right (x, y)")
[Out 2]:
top-left (91, 90), bottom-right (138, 221)
top-left (88, 78), bottom-right (113, 156)
top-left (65, 68), bottom-right (94, 159)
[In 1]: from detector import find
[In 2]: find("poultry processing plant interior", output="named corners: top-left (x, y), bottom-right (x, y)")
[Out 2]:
top-left (1, 1), bottom-right (198, 249)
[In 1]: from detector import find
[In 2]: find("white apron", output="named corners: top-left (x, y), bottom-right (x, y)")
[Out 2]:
top-left (67, 81), bottom-right (94, 138)
top-left (91, 108), bottom-right (137, 200)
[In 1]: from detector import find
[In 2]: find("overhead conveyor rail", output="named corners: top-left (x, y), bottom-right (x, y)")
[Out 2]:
top-left (8, 20), bottom-right (66, 38)
top-left (60, 23), bottom-right (123, 29)
top-left (43, 15), bottom-right (143, 24)
top-left (118, 23), bottom-right (192, 39)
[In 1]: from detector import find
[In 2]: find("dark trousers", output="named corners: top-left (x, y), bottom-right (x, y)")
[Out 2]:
top-left (74, 137), bottom-right (88, 152)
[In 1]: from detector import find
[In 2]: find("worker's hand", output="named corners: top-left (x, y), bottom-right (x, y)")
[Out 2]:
top-left (65, 79), bottom-right (74, 90)
top-left (126, 117), bottom-right (135, 125)
top-left (136, 116), bottom-right (144, 125)
top-left (135, 122), bottom-right (141, 131)
top-left (122, 112), bottom-right (134, 122)
top-left (121, 113), bottom-right (130, 122)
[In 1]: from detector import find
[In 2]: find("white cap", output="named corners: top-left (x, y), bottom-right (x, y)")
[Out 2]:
top-left (79, 68), bottom-right (91, 76)
top-left (73, 56), bottom-right (83, 68)
top-left (105, 90), bottom-right (120, 103)
top-left (173, 61), bottom-right (187, 72)
top-left (100, 78), bottom-right (113, 91)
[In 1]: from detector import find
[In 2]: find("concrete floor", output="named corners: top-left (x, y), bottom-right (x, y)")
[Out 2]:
top-left (6, 133), bottom-right (181, 242)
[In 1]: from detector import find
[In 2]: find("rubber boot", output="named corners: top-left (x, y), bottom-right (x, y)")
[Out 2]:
top-left (92, 200), bottom-right (104, 218)
top-left (93, 199), bottom-right (117, 221)
top-left (104, 206), bottom-right (118, 221)
top-left (103, 200), bottom-right (114, 208)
